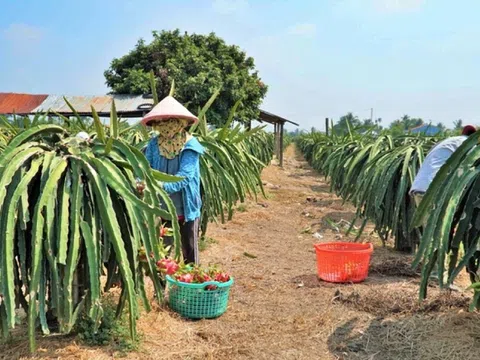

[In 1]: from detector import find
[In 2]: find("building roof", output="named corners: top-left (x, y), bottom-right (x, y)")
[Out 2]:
top-left (0, 92), bottom-right (154, 117)
top-left (409, 123), bottom-right (441, 136)
top-left (0, 93), bottom-right (49, 114)
top-left (258, 110), bottom-right (299, 126)
top-left (0, 92), bottom-right (299, 126)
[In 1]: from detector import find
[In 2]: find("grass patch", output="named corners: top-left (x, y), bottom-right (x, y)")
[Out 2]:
top-left (199, 236), bottom-right (218, 252)
top-left (301, 226), bottom-right (313, 234)
top-left (75, 297), bottom-right (140, 356)
top-left (236, 204), bottom-right (248, 213)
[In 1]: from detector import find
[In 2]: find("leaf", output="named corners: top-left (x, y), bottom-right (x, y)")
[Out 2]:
top-left (1, 157), bottom-right (43, 328)
top-left (169, 78), bottom-right (175, 97)
top-left (57, 171), bottom-right (71, 265)
top-left (110, 100), bottom-right (119, 139)
top-left (0, 115), bottom-right (18, 135)
top-left (151, 169), bottom-right (183, 183)
top-left (62, 162), bottom-right (82, 332)
top-left (91, 105), bottom-right (106, 143)
top-left (80, 220), bottom-right (101, 318)
top-left (91, 157), bottom-right (172, 218)
top-left (149, 70), bottom-right (159, 105)
top-left (5, 125), bottom-right (64, 152)
top-left (219, 99), bottom-right (242, 141)
top-left (63, 97), bottom-right (88, 132)
top-left (105, 138), bottom-right (114, 155)
top-left (75, 157), bottom-right (137, 341)
top-left (196, 88), bottom-right (221, 136)
top-left (28, 158), bottom-right (68, 352)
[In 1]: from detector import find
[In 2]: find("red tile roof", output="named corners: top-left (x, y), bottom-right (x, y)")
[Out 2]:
top-left (0, 93), bottom-right (49, 114)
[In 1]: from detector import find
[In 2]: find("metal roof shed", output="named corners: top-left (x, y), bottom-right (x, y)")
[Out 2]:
top-left (409, 124), bottom-right (442, 136)
top-left (258, 110), bottom-right (299, 167)
top-left (0, 92), bottom-right (154, 118)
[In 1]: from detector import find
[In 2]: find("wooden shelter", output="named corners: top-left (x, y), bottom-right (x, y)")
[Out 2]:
top-left (258, 110), bottom-right (299, 167)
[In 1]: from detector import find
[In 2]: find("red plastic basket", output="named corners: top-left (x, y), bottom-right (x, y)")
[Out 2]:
top-left (314, 242), bottom-right (373, 283)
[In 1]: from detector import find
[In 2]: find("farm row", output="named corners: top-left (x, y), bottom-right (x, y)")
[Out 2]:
top-left (298, 130), bottom-right (480, 305)
top-left (0, 99), bottom-right (273, 351)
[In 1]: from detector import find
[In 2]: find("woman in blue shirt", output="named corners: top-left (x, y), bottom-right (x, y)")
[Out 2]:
top-left (142, 96), bottom-right (204, 264)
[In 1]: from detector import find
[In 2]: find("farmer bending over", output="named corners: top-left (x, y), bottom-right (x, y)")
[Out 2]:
top-left (409, 125), bottom-right (477, 204)
top-left (142, 96), bottom-right (205, 264)
top-left (410, 125), bottom-right (477, 283)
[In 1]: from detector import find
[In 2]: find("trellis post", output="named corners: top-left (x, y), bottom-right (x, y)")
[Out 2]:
top-left (279, 122), bottom-right (284, 167)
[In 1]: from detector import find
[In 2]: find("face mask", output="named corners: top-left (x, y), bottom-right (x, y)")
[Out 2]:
top-left (153, 119), bottom-right (188, 159)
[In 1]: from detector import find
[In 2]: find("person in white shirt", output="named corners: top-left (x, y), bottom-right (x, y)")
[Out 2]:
top-left (410, 125), bottom-right (476, 285)
top-left (410, 125), bottom-right (477, 206)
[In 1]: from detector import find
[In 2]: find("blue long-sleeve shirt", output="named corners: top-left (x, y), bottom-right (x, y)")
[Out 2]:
top-left (145, 136), bottom-right (205, 222)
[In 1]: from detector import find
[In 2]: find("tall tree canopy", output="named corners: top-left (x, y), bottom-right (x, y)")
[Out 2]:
top-left (333, 113), bottom-right (361, 135)
top-left (453, 119), bottom-right (463, 130)
top-left (104, 29), bottom-right (267, 127)
top-left (333, 113), bottom-right (382, 135)
top-left (389, 115), bottom-right (423, 135)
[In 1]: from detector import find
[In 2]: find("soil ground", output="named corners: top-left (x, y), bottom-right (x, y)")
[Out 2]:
top-left (4, 146), bottom-right (480, 359)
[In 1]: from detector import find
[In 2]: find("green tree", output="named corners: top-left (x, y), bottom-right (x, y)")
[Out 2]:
top-left (104, 29), bottom-right (267, 127)
top-left (389, 115), bottom-right (423, 135)
top-left (453, 119), bottom-right (463, 130)
top-left (435, 122), bottom-right (446, 132)
top-left (359, 117), bottom-right (383, 134)
top-left (333, 113), bottom-right (361, 135)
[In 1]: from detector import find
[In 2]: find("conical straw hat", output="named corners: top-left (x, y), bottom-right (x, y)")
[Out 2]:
top-left (141, 96), bottom-right (198, 126)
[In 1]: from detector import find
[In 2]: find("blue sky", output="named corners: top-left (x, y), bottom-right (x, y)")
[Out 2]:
top-left (0, 0), bottom-right (479, 130)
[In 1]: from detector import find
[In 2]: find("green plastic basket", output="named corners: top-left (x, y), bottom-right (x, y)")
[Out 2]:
top-left (166, 275), bottom-right (234, 319)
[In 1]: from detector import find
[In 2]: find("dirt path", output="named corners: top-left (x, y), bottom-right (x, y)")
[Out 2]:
top-left (9, 146), bottom-right (480, 359)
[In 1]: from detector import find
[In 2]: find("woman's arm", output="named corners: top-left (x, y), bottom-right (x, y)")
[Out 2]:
top-left (163, 150), bottom-right (199, 194)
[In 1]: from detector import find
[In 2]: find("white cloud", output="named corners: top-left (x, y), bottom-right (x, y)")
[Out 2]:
top-left (212, 0), bottom-right (248, 14)
top-left (287, 23), bottom-right (317, 37)
top-left (373, 0), bottom-right (425, 13)
top-left (3, 23), bottom-right (44, 54)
